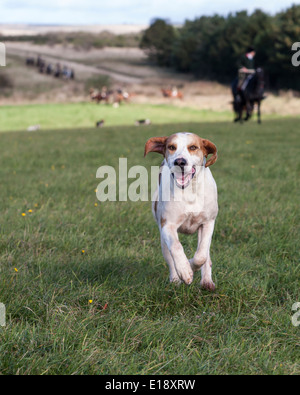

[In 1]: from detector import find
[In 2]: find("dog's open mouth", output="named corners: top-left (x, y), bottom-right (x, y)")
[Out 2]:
top-left (172, 166), bottom-right (196, 189)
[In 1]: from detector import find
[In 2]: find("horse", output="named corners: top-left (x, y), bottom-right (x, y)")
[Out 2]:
top-left (46, 64), bottom-right (53, 75)
top-left (54, 64), bottom-right (61, 78)
top-left (89, 88), bottom-right (111, 104)
top-left (62, 66), bottom-right (74, 80)
top-left (114, 89), bottom-right (134, 103)
top-left (26, 57), bottom-right (35, 66)
top-left (161, 88), bottom-right (184, 100)
top-left (38, 60), bottom-right (46, 73)
top-left (232, 68), bottom-right (266, 124)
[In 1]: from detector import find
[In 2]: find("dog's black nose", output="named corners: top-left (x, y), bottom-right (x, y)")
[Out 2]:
top-left (174, 158), bottom-right (187, 168)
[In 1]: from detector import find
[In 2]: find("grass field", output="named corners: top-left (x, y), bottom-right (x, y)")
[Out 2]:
top-left (0, 117), bottom-right (299, 375)
top-left (1, 101), bottom-right (296, 133)
top-left (0, 102), bottom-right (234, 132)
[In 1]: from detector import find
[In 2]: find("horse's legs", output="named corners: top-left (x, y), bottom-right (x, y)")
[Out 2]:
top-left (239, 107), bottom-right (244, 123)
top-left (233, 93), bottom-right (243, 123)
top-left (257, 101), bottom-right (261, 124)
top-left (233, 102), bottom-right (241, 122)
top-left (244, 100), bottom-right (252, 121)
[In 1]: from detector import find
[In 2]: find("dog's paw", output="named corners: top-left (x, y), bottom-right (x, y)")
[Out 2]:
top-left (176, 266), bottom-right (194, 285)
top-left (170, 276), bottom-right (182, 285)
top-left (200, 280), bottom-right (216, 291)
top-left (189, 256), bottom-right (207, 272)
top-left (189, 258), bottom-right (203, 272)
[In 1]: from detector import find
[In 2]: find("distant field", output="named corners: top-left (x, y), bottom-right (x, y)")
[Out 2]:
top-left (0, 102), bottom-right (234, 132)
top-left (0, 118), bottom-right (299, 374)
top-left (1, 101), bottom-right (297, 133)
top-left (0, 23), bottom-right (148, 36)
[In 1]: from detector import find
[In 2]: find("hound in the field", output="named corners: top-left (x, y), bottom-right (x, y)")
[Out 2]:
top-left (144, 132), bottom-right (218, 290)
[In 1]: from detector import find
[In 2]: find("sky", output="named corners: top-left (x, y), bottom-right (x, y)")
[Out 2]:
top-left (0, 0), bottom-right (298, 25)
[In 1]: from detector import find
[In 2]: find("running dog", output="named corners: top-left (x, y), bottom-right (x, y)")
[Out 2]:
top-left (144, 132), bottom-right (218, 290)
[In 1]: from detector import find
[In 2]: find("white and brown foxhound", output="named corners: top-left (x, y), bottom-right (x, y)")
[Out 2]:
top-left (145, 132), bottom-right (218, 290)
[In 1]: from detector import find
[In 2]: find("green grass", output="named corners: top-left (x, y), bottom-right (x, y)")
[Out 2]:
top-left (0, 117), bottom-right (299, 375)
top-left (1, 101), bottom-right (297, 133)
top-left (0, 101), bottom-right (271, 132)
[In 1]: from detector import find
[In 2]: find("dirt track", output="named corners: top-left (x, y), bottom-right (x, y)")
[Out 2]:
top-left (7, 42), bottom-right (144, 84)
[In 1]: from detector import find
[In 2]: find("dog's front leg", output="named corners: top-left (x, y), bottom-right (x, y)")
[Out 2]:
top-left (160, 225), bottom-right (193, 285)
top-left (190, 220), bottom-right (216, 291)
top-left (161, 237), bottom-right (182, 284)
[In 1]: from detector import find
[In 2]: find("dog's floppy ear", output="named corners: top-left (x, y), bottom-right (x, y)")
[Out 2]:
top-left (201, 139), bottom-right (217, 167)
top-left (144, 136), bottom-right (168, 157)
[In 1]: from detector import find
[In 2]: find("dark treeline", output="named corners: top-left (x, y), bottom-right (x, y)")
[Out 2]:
top-left (140, 5), bottom-right (300, 91)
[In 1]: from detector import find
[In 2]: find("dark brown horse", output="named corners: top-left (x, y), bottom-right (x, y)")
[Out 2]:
top-left (232, 68), bottom-right (266, 124)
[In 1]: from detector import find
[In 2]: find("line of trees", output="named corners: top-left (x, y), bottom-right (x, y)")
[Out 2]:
top-left (140, 5), bottom-right (300, 90)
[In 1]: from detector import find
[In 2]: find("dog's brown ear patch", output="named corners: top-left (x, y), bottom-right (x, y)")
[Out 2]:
top-left (201, 139), bottom-right (217, 167)
top-left (144, 137), bottom-right (168, 157)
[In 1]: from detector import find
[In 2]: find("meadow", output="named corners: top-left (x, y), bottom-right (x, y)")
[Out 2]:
top-left (0, 102), bottom-right (233, 132)
top-left (0, 116), bottom-right (299, 375)
top-left (0, 101), bottom-right (293, 133)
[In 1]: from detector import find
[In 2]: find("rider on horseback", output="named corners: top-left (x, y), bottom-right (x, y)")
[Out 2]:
top-left (232, 46), bottom-right (265, 123)
top-left (237, 46), bottom-right (256, 93)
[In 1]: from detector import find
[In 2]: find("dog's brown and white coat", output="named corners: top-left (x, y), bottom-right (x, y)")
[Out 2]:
top-left (144, 132), bottom-right (218, 290)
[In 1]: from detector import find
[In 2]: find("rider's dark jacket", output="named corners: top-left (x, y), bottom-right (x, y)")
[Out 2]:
top-left (238, 54), bottom-right (255, 70)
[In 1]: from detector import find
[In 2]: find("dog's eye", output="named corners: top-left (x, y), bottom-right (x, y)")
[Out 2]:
top-left (189, 145), bottom-right (198, 151)
top-left (168, 145), bottom-right (176, 151)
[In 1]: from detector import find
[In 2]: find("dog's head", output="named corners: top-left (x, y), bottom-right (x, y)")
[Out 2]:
top-left (144, 132), bottom-right (217, 189)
